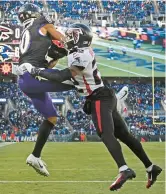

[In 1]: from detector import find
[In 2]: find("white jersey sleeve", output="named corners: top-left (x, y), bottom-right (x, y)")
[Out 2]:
top-left (68, 48), bottom-right (93, 69)
top-left (67, 47), bottom-right (104, 96)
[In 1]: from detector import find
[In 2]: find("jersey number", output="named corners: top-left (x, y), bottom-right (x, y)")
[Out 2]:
top-left (20, 30), bottom-right (31, 54)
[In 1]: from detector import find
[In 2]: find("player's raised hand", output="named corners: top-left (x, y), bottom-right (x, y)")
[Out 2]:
top-left (22, 63), bottom-right (41, 77)
top-left (22, 63), bottom-right (34, 73)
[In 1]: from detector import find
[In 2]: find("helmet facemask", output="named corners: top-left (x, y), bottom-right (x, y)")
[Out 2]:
top-left (18, 3), bottom-right (41, 26)
top-left (64, 28), bottom-right (83, 50)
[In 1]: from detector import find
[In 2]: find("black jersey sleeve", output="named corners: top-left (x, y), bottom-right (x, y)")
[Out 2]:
top-left (38, 68), bottom-right (72, 82)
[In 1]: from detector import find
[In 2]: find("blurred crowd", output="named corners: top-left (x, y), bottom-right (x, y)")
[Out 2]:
top-left (0, 82), bottom-right (70, 140)
top-left (0, 81), bottom-right (165, 141)
top-left (125, 114), bottom-right (165, 136)
top-left (0, 0), bottom-right (165, 23)
top-left (49, 0), bottom-right (98, 20)
top-left (103, 1), bottom-right (165, 26)
top-left (110, 82), bottom-right (164, 111)
top-left (127, 83), bottom-right (164, 111)
top-left (67, 110), bottom-right (96, 135)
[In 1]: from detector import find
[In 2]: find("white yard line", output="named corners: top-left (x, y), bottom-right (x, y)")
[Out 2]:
top-left (0, 168), bottom-right (164, 171)
top-left (0, 180), bottom-right (165, 183)
top-left (55, 48), bottom-right (161, 77)
top-left (0, 142), bottom-right (15, 148)
top-left (98, 62), bottom-right (148, 77)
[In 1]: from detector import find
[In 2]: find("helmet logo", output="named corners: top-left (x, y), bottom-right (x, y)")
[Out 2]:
top-left (66, 28), bottom-right (83, 44)
top-left (0, 25), bottom-right (13, 41)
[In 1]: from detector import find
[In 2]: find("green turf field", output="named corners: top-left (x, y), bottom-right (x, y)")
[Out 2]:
top-left (57, 39), bottom-right (165, 77)
top-left (98, 38), bottom-right (165, 55)
top-left (0, 142), bottom-right (165, 194)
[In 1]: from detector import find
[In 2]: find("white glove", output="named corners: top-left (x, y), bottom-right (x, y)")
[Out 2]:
top-left (12, 64), bottom-right (24, 76)
top-left (12, 63), bottom-right (34, 76)
top-left (116, 86), bottom-right (128, 101)
top-left (21, 63), bottom-right (34, 73)
top-left (116, 86), bottom-right (128, 114)
top-left (21, 63), bottom-right (45, 73)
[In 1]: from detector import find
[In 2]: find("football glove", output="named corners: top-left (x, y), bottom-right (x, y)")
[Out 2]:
top-left (48, 41), bottom-right (68, 61)
top-left (30, 67), bottom-right (41, 77)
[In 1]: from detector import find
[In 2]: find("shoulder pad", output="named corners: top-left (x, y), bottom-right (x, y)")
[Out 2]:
top-left (42, 12), bottom-right (53, 24)
top-left (38, 14), bottom-right (53, 26)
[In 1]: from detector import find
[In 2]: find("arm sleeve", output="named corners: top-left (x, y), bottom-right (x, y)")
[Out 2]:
top-left (39, 68), bottom-right (72, 82)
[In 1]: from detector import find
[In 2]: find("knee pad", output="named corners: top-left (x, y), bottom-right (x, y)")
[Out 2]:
top-left (48, 117), bottom-right (57, 125)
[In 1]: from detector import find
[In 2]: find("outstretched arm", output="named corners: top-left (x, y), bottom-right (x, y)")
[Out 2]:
top-left (31, 67), bottom-right (79, 82)
top-left (39, 68), bottom-right (72, 82)
top-left (30, 50), bottom-right (84, 82)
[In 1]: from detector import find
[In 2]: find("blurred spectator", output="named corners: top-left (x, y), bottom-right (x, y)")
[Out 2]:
top-left (125, 114), bottom-right (165, 137)
top-left (0, 81), bottom-right (165, 141)
top-left (0, 0), bottom-right (165, 23)
top-left (133, 39), bottom-right (138, 50)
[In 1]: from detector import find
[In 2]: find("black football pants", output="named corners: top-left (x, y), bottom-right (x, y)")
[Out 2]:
top-left (91, 87), bottom-right (152, 169)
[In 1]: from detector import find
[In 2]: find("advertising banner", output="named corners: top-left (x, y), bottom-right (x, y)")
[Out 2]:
top-left (0, 24), bottom-right (21, 43)
top-left (0, 24), bottom-right (20, 75)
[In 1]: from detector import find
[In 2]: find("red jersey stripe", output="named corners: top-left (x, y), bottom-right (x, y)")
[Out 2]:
top-left (83, 75), bottom-right (92, 95)
top-left (95, 100), bottom-right (102, 133)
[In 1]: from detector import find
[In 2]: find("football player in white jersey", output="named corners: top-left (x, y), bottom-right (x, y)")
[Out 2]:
top-left (25, 23), bottom-right (162, 191)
